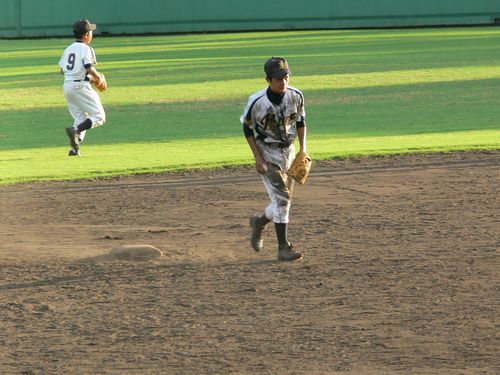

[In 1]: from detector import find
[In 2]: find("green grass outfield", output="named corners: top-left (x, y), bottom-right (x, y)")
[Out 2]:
top-left (1, 27), bottom-right (499, 184)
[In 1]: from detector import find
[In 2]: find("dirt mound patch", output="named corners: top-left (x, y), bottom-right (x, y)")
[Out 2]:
top-left (109, 244), bottom-right (164, 260)
top-left (76, 244), bottom-right (164, 263)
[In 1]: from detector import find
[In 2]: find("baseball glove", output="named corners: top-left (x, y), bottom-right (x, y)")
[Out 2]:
top-left (93, 73), bottom-right (107, 92)
top-left (287, 151), bottom-right (311, 184)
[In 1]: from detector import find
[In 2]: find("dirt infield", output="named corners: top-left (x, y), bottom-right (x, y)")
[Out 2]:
top-left (0, 151), bottom-right (498, 374)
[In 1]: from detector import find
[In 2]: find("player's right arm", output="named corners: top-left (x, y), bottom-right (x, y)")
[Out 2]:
top-left (244, 125), bottom-right (268, 174)
top-left (81, 45), bottom-right (105, 84)
top-left (86, 66), bottom-right (102, 81)
top-left (241, 91), bottom-right (269, 174)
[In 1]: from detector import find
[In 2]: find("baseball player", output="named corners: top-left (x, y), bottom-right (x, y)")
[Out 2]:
top-left (59, 19), bottom-right (106, 156)
top-left (241, 57), bottom-right (307, 261)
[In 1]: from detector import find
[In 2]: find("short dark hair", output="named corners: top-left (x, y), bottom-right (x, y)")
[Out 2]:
top-left (264, 57), bottom-right (291, 79)
top-left (73, 19), bottom-right (96, 38)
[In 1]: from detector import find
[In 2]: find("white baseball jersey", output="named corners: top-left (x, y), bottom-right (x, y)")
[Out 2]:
top-left (241, 86), bottom-right (305, 170)
top-left (59, 41), bottom-right (105, 130)
top-left (58, 41), bottom-right (97, 82)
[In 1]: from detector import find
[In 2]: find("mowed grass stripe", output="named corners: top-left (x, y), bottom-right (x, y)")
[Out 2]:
top-left (2, 66), bottom-right (500, 111)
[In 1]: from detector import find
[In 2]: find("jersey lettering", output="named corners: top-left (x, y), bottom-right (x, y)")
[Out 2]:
top-left (66, 53), bottom-right (76, 71)
top-left (241, 87), bottom-right (305, 143)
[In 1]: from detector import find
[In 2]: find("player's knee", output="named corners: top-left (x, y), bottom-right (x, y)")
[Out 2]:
top-left (274, 200), bottom-right (291, 223)
top-left (92, 113), bottom-right (106, 127)
top-left (265, 204), bottom-right (275, 221)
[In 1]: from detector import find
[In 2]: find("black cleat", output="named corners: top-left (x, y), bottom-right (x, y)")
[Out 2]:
top-left (250, 215), bottom-right (267, 252)
top-left (65, 127), bottom-right (80, 153)
top-left (68, 149), bottom-right (82, 156)
top-left (277, 242), bottom-right (302, 261)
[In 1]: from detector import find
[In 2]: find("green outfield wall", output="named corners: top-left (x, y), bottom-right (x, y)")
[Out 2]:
top-left (1, 0), bottom-right (500, 38)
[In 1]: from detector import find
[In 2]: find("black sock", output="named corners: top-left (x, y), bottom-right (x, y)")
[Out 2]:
top-left (258, 215), bottom-right (271, 227)
top-left (76, 118), bottom-right (92, 133)
top-left (274, 223), bottom-right (288, 248)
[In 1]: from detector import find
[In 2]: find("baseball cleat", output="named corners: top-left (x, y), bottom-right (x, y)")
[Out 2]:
top-left (250, 215), bottom-right (266, 252)
top-left (68, 149), bottom-right (82, 156)
top-left (65, 127), bottom-right (80, 153)
top-left (277, 242), bottom-right (302, 261)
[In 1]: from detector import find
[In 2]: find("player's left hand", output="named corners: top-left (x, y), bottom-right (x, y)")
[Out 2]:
top-left (94, 73), bottom-right (107, 92)
top-left (286, 151), bottom-right (311, 184)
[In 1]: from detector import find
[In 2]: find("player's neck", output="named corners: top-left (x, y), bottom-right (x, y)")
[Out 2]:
top-left (266, 87), bottom-right (285, 105)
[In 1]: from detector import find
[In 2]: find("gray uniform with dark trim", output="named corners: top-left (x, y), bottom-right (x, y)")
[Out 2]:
top-left (241, 86), bottom-right (305, 223)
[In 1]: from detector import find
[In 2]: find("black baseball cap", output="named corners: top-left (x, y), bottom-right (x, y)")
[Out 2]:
top-left (264, 57), bottom-right (291, 79)
top-left (73, 19), bottom-right (96, 35)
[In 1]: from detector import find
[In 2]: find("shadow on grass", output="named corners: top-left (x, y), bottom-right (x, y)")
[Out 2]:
top-left (1, 78), bottom-right (499, 151)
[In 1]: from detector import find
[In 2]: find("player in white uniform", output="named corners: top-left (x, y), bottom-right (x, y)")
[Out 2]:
top-left (59, 19), bottom-right (106, 156)
top-left (241, 57), bottom-right (307, 261)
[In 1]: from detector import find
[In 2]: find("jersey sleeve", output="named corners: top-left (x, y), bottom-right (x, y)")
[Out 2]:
top-left (240, 99), bottom-right (254, 127)
top-left (82, 45), bottom-right (96, 68)
top-left (290, 87), bottom-right (306, 122)
top-left (58, 46), bottom-right (70, 70)
top-left (299, 93), bottom-right (305, 121)
top-left (58, 54), bottom-right (65, 70)
top-left (239, 90), bottom-right (266, 128)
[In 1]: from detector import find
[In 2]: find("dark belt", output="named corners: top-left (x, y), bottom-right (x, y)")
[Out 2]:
top-left (277, 141), bottom-right (292, 148)
top-left (73, 78), bottom-right (90, 82)
top-left (270, 140), bottom-right (292, 148)
top-left (257, 135), bottom-right (292, 148)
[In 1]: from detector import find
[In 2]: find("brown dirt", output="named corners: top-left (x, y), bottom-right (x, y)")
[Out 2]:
top-left (0, 151), bottom-right (498, 375)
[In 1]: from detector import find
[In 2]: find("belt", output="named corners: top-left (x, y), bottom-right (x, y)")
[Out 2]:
top-left (257, 135), bottom-right (292, 148)
top-left (269, 141), bottom-right (292, 148)
top-left (73, 78), bottom-right (90, 82)
top-left (277, 141), bottom-right (292, 148)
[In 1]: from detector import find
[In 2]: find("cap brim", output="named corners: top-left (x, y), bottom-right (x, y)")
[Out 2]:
top-left (272, 70), bottom-right (290, 79)
top-left (89, 23), bottom-right (97, 31)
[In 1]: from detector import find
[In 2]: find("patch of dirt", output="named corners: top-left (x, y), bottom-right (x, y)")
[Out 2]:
top-left (0, 151), bottom-right (498, 374)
